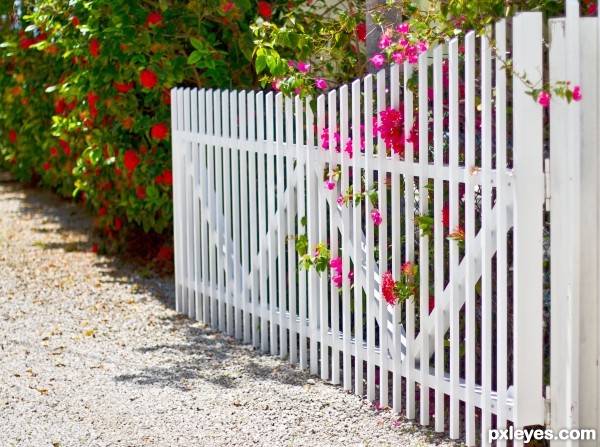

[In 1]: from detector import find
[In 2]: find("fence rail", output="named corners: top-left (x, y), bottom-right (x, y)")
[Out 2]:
top-left (169, 10), bottom-right (600, 446)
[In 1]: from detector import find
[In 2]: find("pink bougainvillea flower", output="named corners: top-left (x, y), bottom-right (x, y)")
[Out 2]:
top-left (222, 2), bottom-right (235, 12)
top-left (344, 138), bottom-right (353, 158)
top-left (355, 22), bottom-right (366, 42)
top-left (145, 12), bottom-right (163, 27)
top-left (258, 1), bottom-right (273, 20)
top-left (379, 107), bottom-right (406, 155)
top-left (297, 61), bottom-right (310, 73)
top-left (572, 85), bottom-right (582, 101)
top-left (8, 130), bottom-right (16, 143)
top-left (392, 52), bottom-right (406, 64)
top-left (140, 68), bottom-right (158, 89)
top-left (332, 273), bottom-right (343, 288)
top-left (324, 177), bottom-right (336, 190)
top-left (89, 38), bottom-right (100, 57)
top-left (397, 22), bottom-right (409, 34)
top-left (315, 78), bottom-right (327, 89)
top-left (378, 34), bottom-right (391, 49)
top-left (538, 91), bottom-right (550, 108)
top-left (151, 122), bottom-right (169, 140)
top-left (381, 271), bottom-right (396, 306)
top-left (371, 208), bottom-right (382, 226)
top-left (347, 269), bottom-right (354, 284)
top-left (123, 149), bottom-right (140, 172)
top-left (329, 257), bottom-right (342, 272)
top-left (588, 3), bottom-right (598, 15)
top-left (370, 53), bottom-right (385, 69)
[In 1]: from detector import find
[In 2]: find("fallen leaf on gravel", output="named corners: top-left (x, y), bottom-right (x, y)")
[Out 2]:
top-left (84, 329), bottom-right (95, 337)
top-left (232, 400), bottom-right (242, 407)
top-left (37, 389), bottom-right (48, 395)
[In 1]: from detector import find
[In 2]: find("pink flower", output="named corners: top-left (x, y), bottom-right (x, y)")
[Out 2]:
top-left (397, 23), bottom-right (409, 34)
top-left (392, 52), bottom-right (406, 64)
top-left (344, 138), bottom-right (353, 158)
top-left (297, 61), bottom-right (310, 73)
top-left (320, 127), bottom-right (329, 149)
top-left (401, 261), bottom-right (415, 276)
top-left (538, 91), bottom-right (550, 108)
top-left (329, 257), bottom-right (342, 272)
top-left (381, 271), bottom-right (396, 306)
top-left (222, 2), bottom-right (234, 12)
top-left (416, 41), bottom-right (428, 53)
top-left (378, 107), bottom-right (406, 155)
top-left (572, 85), bottom-right (582, 101)
top-left (371, 208), bottom-right (382, 226)
top-left (378, 35), bottom-right (391, 49)
top-left (324, 178), bottom-right (336, 190)
top-left (370, 54), bottom-right (385, 69)
top-left (332, 274), bottom-right (343, 288)
top-left (347, 270), bottom-right (354, 284)
top-left (337, 194), bottom-right (345, 206)
top-left (315, 78), bottom-right (327, 89)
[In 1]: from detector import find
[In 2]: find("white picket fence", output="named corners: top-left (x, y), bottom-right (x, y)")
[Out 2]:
top-left (171, 7), bottom-right (600, 447)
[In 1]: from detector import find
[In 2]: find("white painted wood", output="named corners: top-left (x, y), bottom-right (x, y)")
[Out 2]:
top-left (296, 95), bottom-right (308, 369)
top-left (494, 19), bottom-right (509, 447)
top-left (339, 84), bottom-right (352, 391)
top-left (190, 88), bottom-right (201, 321)
top-left (480, 29), bottom-right (493, 441)
top-left (364, 74), bottom-right (376, 402)
top-left (351, 79), bottom-right (364, 396)
top-left (448, 38), bottom-right (460, 440)
top-left (171, 88), bottom-right (183, 314)
top-left (285, 95), bottom-right (297, 364)
top-left (417, 50), bottom-right (430, 425)
top-left (512, 11), bottom-right (545, 429)
top-left (198, 89), bottom-right (210, 325)
top-left (276, 92), bottom-right (287, 359)
top-left (464, 31), bottom-right (477, 447)
top-left (403, 61), bottom-right (416, 420)
top-left (222, 90), bottom-right (233, 336)
top-left (239, 91), bottom-right (251, 344)
top-left (432, 45), bottom-right (445, 433)
top-left (328, 89), bottom-right (340, 385)
top-left (390, 62), bottom-right (403, 414)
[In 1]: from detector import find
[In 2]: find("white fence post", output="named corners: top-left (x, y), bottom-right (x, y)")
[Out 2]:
top-left (512, 12), bottom-right (545, 430)
top-left (550, 4), bottom-right (600, 443)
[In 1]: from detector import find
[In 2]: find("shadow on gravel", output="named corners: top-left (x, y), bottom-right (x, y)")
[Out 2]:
top-left (0, 174), bottom-right (311, 394)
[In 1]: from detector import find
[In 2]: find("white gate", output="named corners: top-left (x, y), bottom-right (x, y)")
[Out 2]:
top-left (171, 12), bottom-right (548, 446)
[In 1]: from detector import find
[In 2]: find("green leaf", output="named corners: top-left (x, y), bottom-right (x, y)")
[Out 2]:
top-left (187, 51), bottom-right (203, 66)
top-left (190, 38), bottom-right (204, 52)
top-left (255, 54), bottom-right (267, 73)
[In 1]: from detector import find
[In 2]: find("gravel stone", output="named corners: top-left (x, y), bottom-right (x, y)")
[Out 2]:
top-left (0, 174), bottom-right (461, 447)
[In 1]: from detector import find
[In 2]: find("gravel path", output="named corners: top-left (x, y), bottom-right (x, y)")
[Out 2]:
top-left (0, 173), bottom-right (460, 447)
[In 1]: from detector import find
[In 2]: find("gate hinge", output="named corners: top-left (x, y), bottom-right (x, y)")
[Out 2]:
top-left (544, 385), bottom-right (551, 427)
top-left (544, 158), bottom-right (551, 211)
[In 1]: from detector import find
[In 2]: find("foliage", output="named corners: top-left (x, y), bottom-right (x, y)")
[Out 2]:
top-left (0, 0), bottom-right (314, 253)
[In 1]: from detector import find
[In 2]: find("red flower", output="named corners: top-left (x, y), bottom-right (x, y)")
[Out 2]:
top-left (50, 147), bottom-right (58, 157)
top-left (258, 1), bottom-right (272, 20)
top-left (59, 139), bottom-right (70, 156)
top-left (123, 149), bottom-right (140, 172)
top-left (156, 246), bottom-right (173, 262)
top-left (401, 261), bottom-right (415, 276)
top-left (429, 295), bottom-right (435, 314)
top-left (113, 81), bottom-right (134, 93)
top-left (98, 206), bottom-right (107, 217)
top-left (71, 17), bottom-right (79, 27)
top-left (355, 22), bottom-right (366, 42)
top-left (222, 2), bottom-right (235, 12)
top-left (42, 162), bottom-right (51, 171)
top-left (8, 130), bottom-right (16, 143)
top-left (145, 12), bottom-right (163, 27)
top-left (89, 38), bottom-right (100, 57)
top-left (382, 271), bottom-right (397, 307)
top-left (55, 98), bottom-right (67, 115)
top-left (140, 68), bottom-right (158, 88)
top-left (151, 122), bottom-right (169, 140)
top-left (20, 38), bottom-right (34, 49)
top-left (442, 206), bottom-right (449, 227)
top-left (161, 169), bottom-right (172, 185)
top-left (114, 216), bottom-right (123, 231)
top-left (136, 185), bottom-right (146, 199)
top-left (91, 243), bottom-right (99, 253)
top-left (162, 89), bottom-right (171, 105)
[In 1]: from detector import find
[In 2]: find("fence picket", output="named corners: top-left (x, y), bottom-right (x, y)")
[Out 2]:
top-left (296, 95), bottom-right (308, 369)
top-left (190, 88), bottom-right (201, 321)
top-left (285, 95), bottom-right (297, 364)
